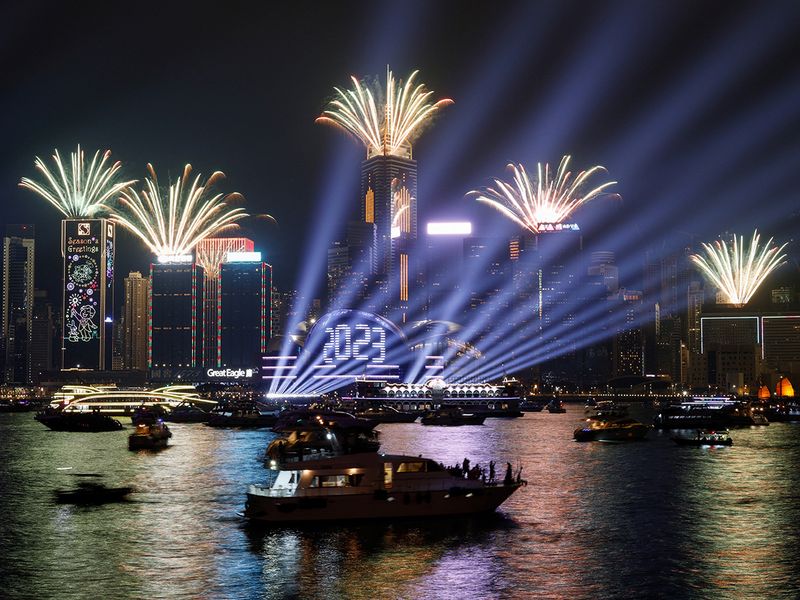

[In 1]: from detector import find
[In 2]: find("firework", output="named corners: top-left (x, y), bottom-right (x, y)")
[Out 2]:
top-left (19, 145), bottom-right (135, 218)
top-left (196, 237), bottom-right (251, 279)
top-left (690, 230), bottom-right (787, 307)
top-left (110, 164), bottom-right (247, 257)
top-left (469, 156), bottom-right (617, 233)
top-left (317, 67), bottom-right (453, 157)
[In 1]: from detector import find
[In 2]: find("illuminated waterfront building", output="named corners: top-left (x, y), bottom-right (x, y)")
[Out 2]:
top-left (218, 255), bottom-right (272, 368)
top-left (2, 225), bottom-right (35, 383)
top-left (122, 272), bottom-right (150, 371)
top-left (195, 237), bottom-right (255, 366)
top-left (612, 289), bottom-right (645, 377)
top-left (60, 219), bottom-right (115, 370)
top-left (149, 260), bottom-right (205, 374)
top-left (360, 152), bottom-right (417, 316)
top-left (760, 315), bottom-right (800, 371)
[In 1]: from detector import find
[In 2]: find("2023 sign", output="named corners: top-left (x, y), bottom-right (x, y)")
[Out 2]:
top-left (322, 324), bottom-right (387, 363)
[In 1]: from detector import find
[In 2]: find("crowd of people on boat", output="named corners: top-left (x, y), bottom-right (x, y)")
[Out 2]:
top-left (442, 458), bottom-right (523, 485)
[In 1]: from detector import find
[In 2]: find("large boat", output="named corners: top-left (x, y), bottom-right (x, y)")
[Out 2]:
top-left (763, 400), bottom-right (800, 423)
top-left (654, 398), bottom-right (769, 429)
top-left (163, 401), bottom-right (210, 423)
top-left (35, 408), bottom-right (124, 432)
top-left (244, 452), bottom-right (524, 523)
top-left (672, 429), bottom-right (733, 446)
top-left (206, 405), bottom-right (279, 428)
top-left (420, 407), bottom-right (486, 426)
top-left (354, 405), bottom-right (418, 423)
top-left (573, 417), bottom-right (650, 442)
top-left (128, 421), bottom-right (172, 450)
top-left (585, 400), bottom-right (628, 420)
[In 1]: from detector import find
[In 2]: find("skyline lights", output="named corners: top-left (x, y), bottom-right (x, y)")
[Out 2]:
top-left (316, 67), bottom-right (453, 157)
top-left (19, 145), bottom-right (135, 218)
top-left (426, 221), bottom-right (472, 235)
top-left (469, 156), bottom-right (617, 234)
top-left (690, 230), bottom-right (788, 308)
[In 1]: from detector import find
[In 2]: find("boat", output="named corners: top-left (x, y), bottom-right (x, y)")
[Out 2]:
top-left (128, 421), bottom-right (172, 450)
top-left (131, 405), bottom-right (168, 425)
top-left (35, 408), bottom-right (124, 432)
top-left (763, 400), bottom-right (800, 423)
top-left (573, 417), bottom-right (650, 442)
top-left (672, 429), bottom-right (733, 446)
top-left (420, 407), bottom-right (486, 426)
top-left (546, 399), bottom-right (566, 413)
top-left (586, 400), bottom-right (628, 420)
top-left (354, 405), bottom-right (418, 423)
top-left (520, 398), bottom-right (545, 412)
top-left (654, 398), bottom-right (769, 429)
top-left (163, 401), bottom-right (210, 423)
top-left (244, 452), bottom-right (524, 523)
top-left (206, 405), bottom-right (279, 428)
top-left (54, 481), bottom-right (133, 505)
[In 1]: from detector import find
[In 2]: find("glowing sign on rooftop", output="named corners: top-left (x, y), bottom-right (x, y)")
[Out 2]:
top-left (226, 251), bottom-right (262, 262)
top-left (157, 254), bottom-right (193, 264)
top-left (426, 222), bottom-right (472, 236)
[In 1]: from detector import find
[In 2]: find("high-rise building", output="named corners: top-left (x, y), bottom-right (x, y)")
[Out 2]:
top-left (123, 272), bottom-right (150, 371)
top-left (327, 222), bottom-right (376, 309)
top-left (425, 222), bottom-right (471, 319)
top-left (61, 219), bottom-right (114, 370)
top-left (360, 153), bottom-right (418, 315)
top-left (463, 236), bottom-right (511, 351)
top-left (30, 290), bottom-right (54, 382)
top-left (2, 225), bottom-right (35, 383)
top-left (149, 261), bottom-right (205, 372)
top-left (612, 289), bottom-right (645, 378)
top-left (219, 259), bottom-right (272, 368)
top-left (195, 237), bottom-right (255, 366)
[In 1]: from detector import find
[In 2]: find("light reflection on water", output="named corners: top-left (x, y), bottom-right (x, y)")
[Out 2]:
top-left (1, 407), bottom-right (799, 599)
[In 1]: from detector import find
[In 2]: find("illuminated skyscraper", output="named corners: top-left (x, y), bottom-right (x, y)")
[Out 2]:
top-left (2, 225), bottom-right (35, 383)
top-left (360, 153), bottom-right (417, 316)
top-left (31, 290), bottom-right (55, 382)
top-left (149, 261), bottom-right (204, 376)
top-left (123, 271), bottom-right (150, 371)
top-left (195, 237), bottom-right (255, 366)
top-left (425, 222), bottom-right (472, 319)
top-left (61, 219), bottom-right (114, 370)
top-left (219, 257), bottom-right (272, 368)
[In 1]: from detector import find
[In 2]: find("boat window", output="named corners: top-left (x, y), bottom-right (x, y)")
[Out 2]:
top-left (311, 475), bottom-right (352, 488)
top-left (397, 462), bottom-right (425, 473)
top-left (383, 462), bottom-right (393, 489)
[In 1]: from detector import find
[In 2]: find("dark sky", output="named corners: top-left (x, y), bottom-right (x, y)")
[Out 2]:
top-left (3, 0), bottom-right (800, 301)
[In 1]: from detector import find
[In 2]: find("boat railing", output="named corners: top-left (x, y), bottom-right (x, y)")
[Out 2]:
top-left (249, 479), bottom-right (518, 498)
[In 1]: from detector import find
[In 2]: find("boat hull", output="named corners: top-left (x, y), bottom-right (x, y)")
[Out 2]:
top-left (244, 484), bottom-right (521, 523)
top-left (672, 437), bottom-right (732, 446)
top-left (35, 412), bottom-right (124, 432)
top-left (420, 415), bottom-right (486, 426)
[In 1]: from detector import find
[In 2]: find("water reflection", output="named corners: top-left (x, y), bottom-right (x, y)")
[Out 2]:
top-left (1, 409), bottom-right (799, 599)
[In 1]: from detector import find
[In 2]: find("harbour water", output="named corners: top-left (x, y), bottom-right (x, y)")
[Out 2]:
top-left (1, 406), bottom-right (799, 599)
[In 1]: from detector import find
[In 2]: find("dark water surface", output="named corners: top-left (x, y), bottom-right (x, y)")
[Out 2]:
top-left (2, 407), bottom-right (799, 599)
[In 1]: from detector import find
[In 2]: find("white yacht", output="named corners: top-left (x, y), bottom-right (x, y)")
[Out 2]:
top-left (244, 453), bottom-right (523, 523)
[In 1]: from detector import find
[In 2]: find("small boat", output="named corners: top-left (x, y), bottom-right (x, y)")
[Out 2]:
top-left (128, 421), bottom-right (172, 450)
top-left (519, 399), bottom-right (545, 412)
top-left (54, 481), bottom-right (133, 505)
top-left (586, 400), bottom-right (628, 420)
top-left (420, 407), bottom-right (485, 426)
top-left (131, 405), bottom-right (168, 426)
top-left (574, 417), bottom-right (650, 442)
top-left (163, 401), bottom-right (210, 423)
top-left (546, 399), bottom-right (566, 413)
top-left (35, 408), bottom-right (123, 432)
top-left (672, 429), bottom-right (733, 446)
top-left (244, 452), bottom-right (524, 523)
top-left (354, 406), bottom-right (418, 423)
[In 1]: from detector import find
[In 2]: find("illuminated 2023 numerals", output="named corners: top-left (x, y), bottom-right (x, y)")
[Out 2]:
top-left (323, 324), bottom-right (386, 363)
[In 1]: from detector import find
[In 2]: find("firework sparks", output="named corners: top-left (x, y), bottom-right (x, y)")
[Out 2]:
top-left (690, 230), bottom-right (787, 307)
top-left (110, 164), bottom-right (247, 257)
top-left (19, 145), bottom-right (135, 218)
top-left (317, 67), bottom-right (453, 157)
top-left (469, 156), bottom-right (617, 233)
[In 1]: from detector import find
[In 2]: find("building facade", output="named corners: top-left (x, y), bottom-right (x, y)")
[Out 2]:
top-left (218, 260), bottom-right (272, 368)
top-left (2, 225), bottom-right (35, 383)
top-left (123, 271), bottom-right (150, 371)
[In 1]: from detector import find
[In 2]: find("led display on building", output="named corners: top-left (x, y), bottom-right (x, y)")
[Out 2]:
top-left (61, 219), bottom-right (114, 369)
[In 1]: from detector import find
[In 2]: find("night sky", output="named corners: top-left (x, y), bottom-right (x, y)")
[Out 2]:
top-left (3, 0), bottom-right (799, 303)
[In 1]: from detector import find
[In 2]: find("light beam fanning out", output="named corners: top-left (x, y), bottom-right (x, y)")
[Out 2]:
top-left (110, 164), bottom-right (247, 257)
top-left (19, 145), bottom-right (135, 218)
top-left (316, 67), bottom-right (453, 157)
top-left (469, 156), bottom-right (617, 233)
top-left (690, 230), bottom-right (787, 307)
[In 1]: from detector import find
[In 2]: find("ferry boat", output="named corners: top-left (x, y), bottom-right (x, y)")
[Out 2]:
top-left (573, 417), bottom-right (650, 442)
top-left (654, 397), bottom-right (768, 429)
top-left (672, 429), bottom-right (733, 446)
top-left (244, 452), bottom-right (524, 523)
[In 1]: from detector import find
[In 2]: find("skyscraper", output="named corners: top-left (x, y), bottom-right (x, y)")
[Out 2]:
top-left (2, 225), bottom-right (35, 383)
top-left (360, 153), bottom-right (417, 316)
top-left (61, 219), bottom-right (114, 370)
top-left (123, 272), bottom-right (150, 371)
top-left (30, 290), bottom-right (54, 382)
top-left (219, 258), bottom-right (272, 368)
top-left (149, 261), bottom-right (205, 374)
